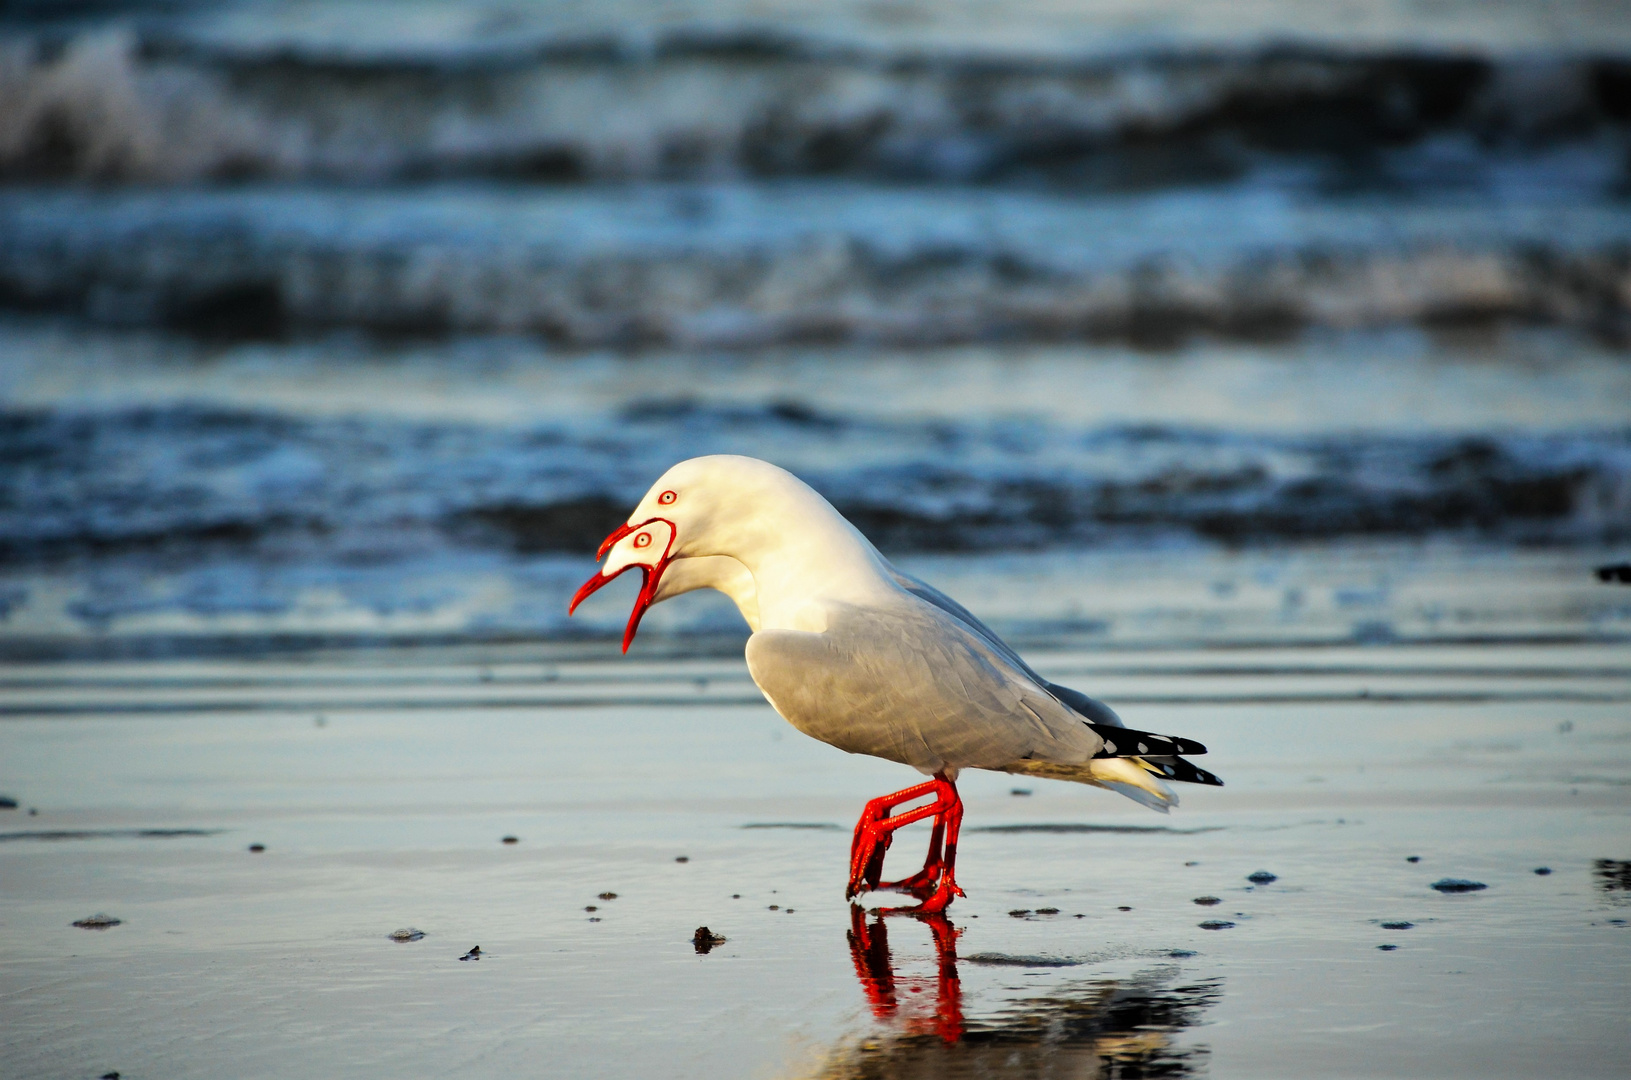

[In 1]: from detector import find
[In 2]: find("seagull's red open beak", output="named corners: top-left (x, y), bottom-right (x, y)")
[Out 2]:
top-left (568, 518), bottom-right (675, 653)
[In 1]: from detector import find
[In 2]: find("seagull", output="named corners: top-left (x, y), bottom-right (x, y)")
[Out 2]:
top-left (569, 455), bottom-right (1220, 913)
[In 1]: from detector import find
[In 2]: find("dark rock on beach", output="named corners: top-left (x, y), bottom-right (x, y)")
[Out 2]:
top-left (1199, 920), bottom-right (1235, 930)
top-left (388, 929), bottom-right (425, 942)
top-left (1381, 921), bottom-right (1414, 930)
top-left (248, 843), bottom-right (265, 852)
top-left (1194, 896), bottom-right (1222, 906)
top-left (72, 914), bottom-right (121, 929)
top-left (1247, 870), bottom-right (1278, 884)
top-left (1432, 878), bottom-right (1488, 893)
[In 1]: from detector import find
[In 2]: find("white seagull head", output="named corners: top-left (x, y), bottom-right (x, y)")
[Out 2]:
top-left (567, 455), bottom-right (887, 650)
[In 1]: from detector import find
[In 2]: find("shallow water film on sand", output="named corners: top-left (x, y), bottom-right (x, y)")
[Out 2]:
top-left (2, 1), bottom-right (1630, 1078)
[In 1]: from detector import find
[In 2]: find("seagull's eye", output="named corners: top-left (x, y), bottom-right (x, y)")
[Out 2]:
top-left (658, 490), bottom-right (677, 505)
top-left (634, 532), bottom-right (652, 549)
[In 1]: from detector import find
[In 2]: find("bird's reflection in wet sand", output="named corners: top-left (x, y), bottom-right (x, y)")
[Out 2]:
top-left (831, 905), bottom-right (1220, 1078)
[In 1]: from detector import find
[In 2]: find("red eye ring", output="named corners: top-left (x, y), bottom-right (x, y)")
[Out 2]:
top-left (658, 490), bottom-right (677, 505)
top-left (633, 532), bottom-right (652, 548)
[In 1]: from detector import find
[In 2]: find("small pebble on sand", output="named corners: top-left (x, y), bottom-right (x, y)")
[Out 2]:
top-left (248, 844), bottom-right (265, 853)
top-left (72, 914), bottom-right (121, 930)
top-left (598, 891), bottom-right (618, 900)
top-left (1199, 920), bottom-right (1235, 930)
top-left (1406, 856), bottom-right (1421, 863)
top-left (693, 926), bottom-right (727, 953)
top-left (731, 894), bottom-right (741, 899)
top-left (1378, 944), bottom-right (1398, 951)
top-left (1035, 907), bottom-right (1060, 915)
top-left (1534, 867), bottom-right (1552, 875)
top-left (1010, 788), bottom-right (1032, 796)
top-left (1193, 896), bottom-right (1221, 906)
top-left (768, 904), bottom-right (779, 910)
top-left (1117, 906), bottom-right (1132, 911)
top-left (459, 946), bottom-right (481, 961)
top-left (1184, 860), bottom-right (1200, 867)
top-left (1169, 950), bottom-right (1196, 958)
top-left (1247, 870), bottom-right (1277, 884)
top-left (1008, 909), bottom-right (1031, 918)
top-left (675, 856), bottom-right (689, 863)
top-left (101, 1072), bottom-right (119, 1079)
top-left (585, 905), bottom-right (598, 912)
top-left (0, 796), bottom-right (16, 809)
top-left (1431, 878), bottom-right (1487, 893)
top-left (1380, 921), bottom-right (1414, 930)
top-left (502, 836), bottom-right (518, 845)
top-left (388, 929), bottom-right (425, 942)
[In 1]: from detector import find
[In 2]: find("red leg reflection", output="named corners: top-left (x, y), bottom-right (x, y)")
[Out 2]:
top-left (846, 772), bottom-right (966, 914)
top-left (846, 905), bottom-right (963, 1044)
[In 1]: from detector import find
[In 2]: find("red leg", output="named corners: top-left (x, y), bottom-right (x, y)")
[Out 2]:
top-left (846, 778), bottom-right (940, 900)
top-left (847, 773), bottom-right (967, 913)
top-left (879, 781), bottom-right (964, 915)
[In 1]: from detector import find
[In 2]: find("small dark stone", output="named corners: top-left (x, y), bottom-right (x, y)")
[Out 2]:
top-left (0, 796), bottom-right (16, 809)
top-left (1380, 921), bottom-right (1414, 930)
top-left (101, 1073), bottom-right (119, 1079)
top-left (1378, 944), bottom-right (1398, 951)
top-left (459, 946), bottom-right (481, 961)
top-left (1193, 896), bottom-right (1221, 906)
top-left (598, 891), bottom-right (618, 900)
top-left (785, 908), bottom-right (795, 913)
top-left (1431, 878), bottom-right (1487, 893)
top-left (1010, 788), bottom-right (1032, 796)
top-left (1184, 860), bottom-right (1199, 867)
top-left (1074, 913), bottom-right (1084, 918)
top-left (692, 926), bottom-right (726, 953)
top-left (1406, 856), bottom-right (1421, 863)
top-left (1169, 949), bottom-right (1196, 957)
top-left (767, 904), bottom-right (779, 910)
top-left (588, 917), bottom-right (601, 922)
top-left (1117, 905), bottom-right (1132, 911)
top-left (502, 836), bottom-right (519, 845)
top-left (28, 808), bottom-right (38, 815)
top-left (1008, 909), bottom-right (1031, 918)
top-left (388, 929), bottom-right (425, 942)
top-left (72, 914), bottom-right (121, 930)
top-left (248, 844), bottom-right (265, 853)
top-left (1199, 920), bottom-right (1235, 930)
top-left (731, 894), bottom-right (740, 899)
top-left (1534, 867), bottom-right (1552, 876)
top-left (1247, 870), bottom-right (1277, 884)
top-left (675, 856), bottom-right (689, 863)
top-left (585, 906), bottom-right (597, 912)
top-left (1035, 907), bottom-right (1060, 915)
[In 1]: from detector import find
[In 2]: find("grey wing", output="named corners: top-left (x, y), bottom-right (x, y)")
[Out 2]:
top-left (745, 600), bottom-right (1103, 774)
top-left (886, 563), bottom-right (1126, 729)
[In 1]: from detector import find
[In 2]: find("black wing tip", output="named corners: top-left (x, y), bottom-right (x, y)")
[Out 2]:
top-left (1148, 757), bottom-right (1225, 787)
top-left (1087, 722), bottom-right (1208, 758)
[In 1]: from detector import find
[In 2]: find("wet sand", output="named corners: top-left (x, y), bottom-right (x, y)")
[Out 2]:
top-left (2, 631), bottom-right (1628, 1079)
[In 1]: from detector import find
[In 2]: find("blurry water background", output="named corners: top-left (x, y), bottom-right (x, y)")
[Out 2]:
top-left (1, 0), bottom-right (1629, 653)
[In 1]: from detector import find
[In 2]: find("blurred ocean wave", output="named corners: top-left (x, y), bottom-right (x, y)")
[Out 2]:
top-left (3, 400), bottom-right (1626, 566)
top-left (3, 184), bottom-right (1630, 345)
top-left (0, 1), bottom-right (1628, 653)
top-left (1, 4), bottom-right (1629, 187)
